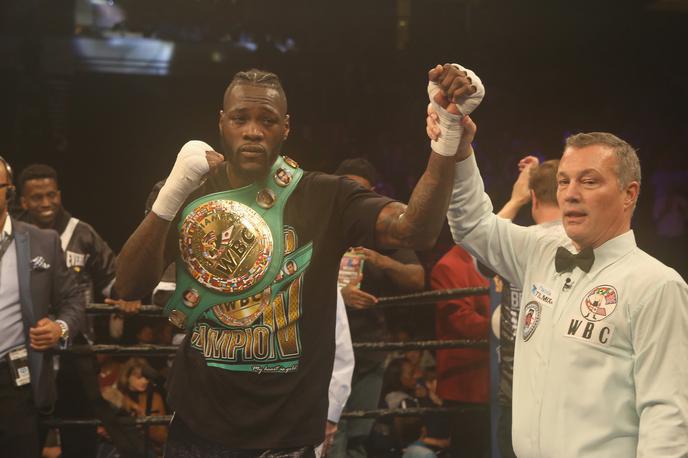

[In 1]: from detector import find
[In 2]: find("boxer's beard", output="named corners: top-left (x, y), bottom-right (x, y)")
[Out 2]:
top-left (222, 139), bottom-right (281, 183)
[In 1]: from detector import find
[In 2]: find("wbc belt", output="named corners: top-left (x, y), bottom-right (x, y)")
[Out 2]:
top-left (164, 155), bottom-right (313, 331)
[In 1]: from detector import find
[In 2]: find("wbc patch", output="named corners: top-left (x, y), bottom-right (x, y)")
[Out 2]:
top-left (580, 285), bottom-right (618, 322)
top-left (563, 284), bottom-right (618, 346)
top-left (521, 301), bottom-right (541, 341)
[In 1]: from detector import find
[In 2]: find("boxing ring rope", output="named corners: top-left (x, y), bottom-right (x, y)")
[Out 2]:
top-left (373, 287), bottom-right (489, 308)
top-left (44, 405), bottom-right (487, 428)
top-left (86, 303), bottom-right (164, 315)
top-left (59, 339), bottom-right (487, 357)
top-left (83, 286), bottom-right (491, 315)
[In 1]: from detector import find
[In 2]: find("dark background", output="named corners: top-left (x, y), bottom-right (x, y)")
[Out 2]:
top-left (1, 0), bottom-right (687, 276)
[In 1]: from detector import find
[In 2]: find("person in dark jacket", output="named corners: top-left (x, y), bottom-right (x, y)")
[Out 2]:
top-left (16, 164), bottom-right (121, 306)
top-left (0, 155), bottom-right (84, 458)
top-left (15, 163), bottom-right (144, 457)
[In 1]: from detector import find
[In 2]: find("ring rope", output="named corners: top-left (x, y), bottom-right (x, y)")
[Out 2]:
top-left (59, 339), bottom-right (487, 357)
top-left (42, 404), bottom-right (488, 427)
top-left (85, 286), bottom-right (490, 315)
top-left (373, 287), bottom-right (489, 308)
top-left (86, 303), bottom-right (163, 315)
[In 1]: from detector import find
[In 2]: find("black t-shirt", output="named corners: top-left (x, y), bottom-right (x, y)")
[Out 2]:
top-left (163, 163), bottom-right (393, 448)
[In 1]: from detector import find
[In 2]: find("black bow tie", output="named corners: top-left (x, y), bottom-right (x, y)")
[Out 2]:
top-left (555, 246), bottom-right (595, 273)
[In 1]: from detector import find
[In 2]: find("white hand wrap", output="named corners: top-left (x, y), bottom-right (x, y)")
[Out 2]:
top-left (429, 64), bottom-right (485, 157)
top-left (152, 140), bottom-right (213, 221)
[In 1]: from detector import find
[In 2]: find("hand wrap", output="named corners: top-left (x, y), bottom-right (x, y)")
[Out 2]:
top-left (428, 64), bottom-right (485, 157)
top-left (152, 140), bottom-right (213, 221)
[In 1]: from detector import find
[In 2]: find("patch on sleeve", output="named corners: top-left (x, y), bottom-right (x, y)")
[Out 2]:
top-left (521, 301), bottom-right (541, 342)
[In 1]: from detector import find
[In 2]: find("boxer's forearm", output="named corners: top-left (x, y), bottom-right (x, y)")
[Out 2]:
top-left (115, 212), bottom-right (171, 300)
top-left (375, 152), bottom-right (456, 250)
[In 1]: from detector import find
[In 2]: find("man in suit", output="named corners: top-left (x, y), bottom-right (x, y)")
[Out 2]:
top-left (0, 155), bottom-right (83, 458)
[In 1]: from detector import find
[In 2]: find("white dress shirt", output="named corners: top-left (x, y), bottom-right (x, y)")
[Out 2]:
top-left (0, 216), bottom-right (23, 358)
top-left (328, 289), bottom-right (354, 423)
top-left (447, 154), bottom-right (688, 457)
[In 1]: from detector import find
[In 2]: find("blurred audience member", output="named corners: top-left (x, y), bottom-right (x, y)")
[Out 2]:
top-left (401, 372), bottom-right (450, 458)
top-left (331, 158), bottom-right (425, 458)
top-left (17, 163), bottom-right (143, 457)
top-left (16, 164), bottom-right (140, 318)
top-left (100, 358), bottom-right (167, 457)
top-left (431, 244), bottom-right (490, 458)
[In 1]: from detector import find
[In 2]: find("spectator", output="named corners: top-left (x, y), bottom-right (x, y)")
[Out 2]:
top-left (431, 244), bottom-right (490, 458)
top-left (331, 158), bottom-right (425, 458)
top-left (401, 372), bottom-right (450, 458)
top-left (100, 357), bottom-right (167, 457)
top-left (0, 156), bottom-right (83, 458)
top-left (17, 163), bottom-right (145, 457)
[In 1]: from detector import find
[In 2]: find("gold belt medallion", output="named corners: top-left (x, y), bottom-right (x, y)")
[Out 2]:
top-left (180, 200), bottom-right (273, 294)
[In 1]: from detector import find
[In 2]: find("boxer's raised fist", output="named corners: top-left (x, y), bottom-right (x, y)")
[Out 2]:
top-left (152, 140), bottom-right (224, 221)
top-left (428, 64), bottom-right (484, 116)
top-left (427, 63), bottom-right (484, 157)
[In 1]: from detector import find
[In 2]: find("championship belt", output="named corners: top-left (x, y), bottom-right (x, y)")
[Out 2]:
top-left (164, 155), bottom-right (313, 331)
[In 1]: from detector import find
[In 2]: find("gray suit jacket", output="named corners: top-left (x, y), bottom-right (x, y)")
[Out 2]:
top-left (13, 218), bottom-right (84, 408)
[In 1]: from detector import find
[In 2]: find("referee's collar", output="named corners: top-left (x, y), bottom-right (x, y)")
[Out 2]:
top-left (588, 230), bottom-right (636, 274)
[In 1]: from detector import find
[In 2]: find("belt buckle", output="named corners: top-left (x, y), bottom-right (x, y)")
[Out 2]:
top-left (180, 199), bottom-right (274, 295)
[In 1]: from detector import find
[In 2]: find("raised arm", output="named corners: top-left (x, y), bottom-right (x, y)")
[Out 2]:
top-left (375, 63), bottom-right (484, 250)
top-left (497, 156), bottom-right (539, 220)
top-left (114, 141), bottom-right (223, 300)
top-left (374, 154), bottom-right (456, 251)
top-left (444, 118), bottom-right (540, 288)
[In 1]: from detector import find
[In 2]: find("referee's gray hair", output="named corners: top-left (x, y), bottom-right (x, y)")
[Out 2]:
top-left (565, 132), bottom-right (641, 189)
